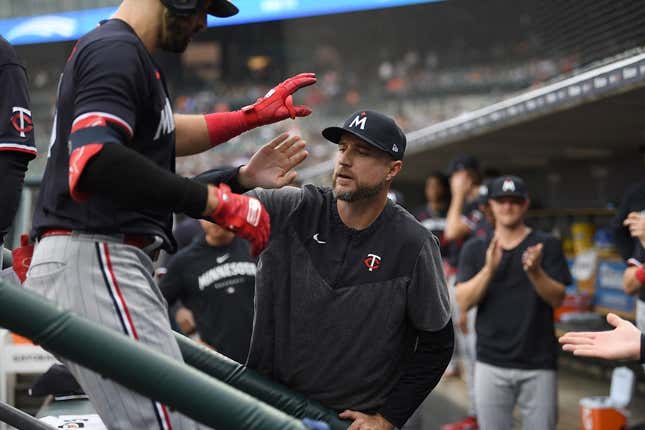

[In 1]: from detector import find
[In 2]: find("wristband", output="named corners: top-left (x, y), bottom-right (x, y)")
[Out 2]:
top-left (204, 111), bottom-right (249, 147)
top-left (635, 266), bottom-right (645, 285)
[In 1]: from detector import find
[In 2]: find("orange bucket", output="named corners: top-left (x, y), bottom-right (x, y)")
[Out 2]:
top-left (579, 397), bottom-right (626, 430)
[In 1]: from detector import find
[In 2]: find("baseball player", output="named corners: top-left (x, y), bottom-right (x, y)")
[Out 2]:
top-left (456, 176), bottom-right (572, 430)
top-left (25, 0), bottom-right (314, 428)
top-left (0, 36), bottom-right (36, 270)
top-left (202, 110), bottom-right (454, 430)
top-left (441, 156), bottom-right (486, 430)
top-left (160, 220), bottom-right (256, 363)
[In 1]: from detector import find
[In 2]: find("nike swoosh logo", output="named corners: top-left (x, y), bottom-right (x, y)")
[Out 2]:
top-left (313, 233), bottom-right (327, 244)
top-left (216, 253), bottom-right (230, 264)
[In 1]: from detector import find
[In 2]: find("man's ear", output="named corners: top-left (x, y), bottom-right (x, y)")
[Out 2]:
top-left (386, 160), bottom-right (403, 182)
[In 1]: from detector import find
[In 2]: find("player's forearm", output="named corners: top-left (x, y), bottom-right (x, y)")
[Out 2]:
top-left (0, 152), bottom-right (30, 241)
top-left (378, 322), bottom-right (454, 429)
top-left (527, 268), bottom-right (566, 308)
top-left (623, 267), bottom-right (643, 295)
top-left (174, 114), bottom-right (211, 156)
top-left (78, 143), bottom-right (208, 217)
top-left (444, 193), bottom-right (468, 241)
top-left (456, 266), bottom-right (494, 311)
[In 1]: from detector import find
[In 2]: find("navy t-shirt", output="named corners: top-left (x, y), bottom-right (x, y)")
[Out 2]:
top-left (457, 230), bottom-right (572, 369)
top-left (32, 19), bottom-right (177, 250)
top-left (0, 36), bottom-right (36, 157)
top-left (0, 36), bottom-right (36, 245)
top-left (160, 236), bottom-right (256, 363)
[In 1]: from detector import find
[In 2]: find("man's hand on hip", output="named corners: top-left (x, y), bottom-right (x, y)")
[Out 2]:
top-left (339, 410), bottom-right (394, 430)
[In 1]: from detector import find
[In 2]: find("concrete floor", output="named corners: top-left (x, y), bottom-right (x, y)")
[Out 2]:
top-left (419, 358), bottom-right (645, 430)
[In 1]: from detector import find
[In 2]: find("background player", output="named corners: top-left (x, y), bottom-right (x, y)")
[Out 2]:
top-left (24, 0), bottom-right (314, 428)
top-left (160, 220), bottom-right (256, 363)
top-left (456, 176), bottom-right (571, 430)
top-left (0, 35), bottom-right (36, 274)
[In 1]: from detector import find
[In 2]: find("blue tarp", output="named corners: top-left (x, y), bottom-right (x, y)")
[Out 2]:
top-left (0, 0), bottom-right (441, 45)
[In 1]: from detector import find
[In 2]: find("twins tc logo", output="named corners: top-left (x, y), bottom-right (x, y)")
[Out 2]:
top-left (11, 107), bottom-right (33, 138)
top-left (364, 253), bottom-right (381, 272)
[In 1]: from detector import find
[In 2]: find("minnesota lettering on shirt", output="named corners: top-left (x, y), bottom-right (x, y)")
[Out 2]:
top-left (198, 261), bottom-right (257, 290)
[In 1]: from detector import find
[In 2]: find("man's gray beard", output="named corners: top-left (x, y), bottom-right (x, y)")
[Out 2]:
top-left (333, 178), bottom-right (386, 202)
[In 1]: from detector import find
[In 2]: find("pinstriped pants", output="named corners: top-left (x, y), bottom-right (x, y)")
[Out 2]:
top-left (474, 361), bottom-right (557, 430)
top-left (25, 233), bottom-right (205, 430)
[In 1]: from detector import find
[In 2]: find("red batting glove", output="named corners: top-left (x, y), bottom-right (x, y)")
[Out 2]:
top-left (241, 73), bottom-right (317, 128)
top-left (12, 234), bottom-right (34, 284)
top-left (208, 184), bottom-right (270, 256)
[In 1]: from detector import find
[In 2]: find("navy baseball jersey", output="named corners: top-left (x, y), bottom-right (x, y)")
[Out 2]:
top-left (0, 36), bottom-right (36, 157)
top-left (32, 19), bottom-right (177, 249)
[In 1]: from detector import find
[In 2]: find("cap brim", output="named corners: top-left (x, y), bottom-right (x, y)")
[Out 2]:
top-left (322, 126), bottom-right (389, 155)
top-left (208, 0), bottom-right (238, 17)
top-left (490, 192), bottom-right (526, 200)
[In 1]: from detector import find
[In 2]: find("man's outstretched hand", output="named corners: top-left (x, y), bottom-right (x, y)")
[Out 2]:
top-left (559, 313), bottom-right (641, 361)
top-left (239, 133), bottom-right (308, 189)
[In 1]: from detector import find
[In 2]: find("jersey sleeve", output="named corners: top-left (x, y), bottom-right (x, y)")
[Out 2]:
top-left (542, 236), bottom-right (573, 285)
top-left (248, 186), bottom-right (304, 236)
top-left (0, 64), bottom-right (36, 158)
top-left (67, 40), bottom-right (147, 201)
top-left (456, 237), bottom-right (485, 283)
top-left (406, 236), bottom-right (451, 331)
top-left (71, 39), bottom-right (145, 144)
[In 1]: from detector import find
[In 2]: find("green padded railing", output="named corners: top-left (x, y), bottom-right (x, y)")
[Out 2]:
top-left (175, 334), bottom-right (350, 430)
top-left (0, 280), bottom-right (309, 430)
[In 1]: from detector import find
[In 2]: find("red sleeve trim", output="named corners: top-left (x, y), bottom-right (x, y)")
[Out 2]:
top-left (0, 144), bottom-right (37, 156)
top-left (69, 143), bottom-right (104, 202)
top-left (72, 112), bottom-right (134, 139)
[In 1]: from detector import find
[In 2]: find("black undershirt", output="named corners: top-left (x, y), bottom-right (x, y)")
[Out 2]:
top-left (0, 151), bottom-right (30, 244)
top-left (641, 334), bottom-right (644, 364)
top-left (379, 320), bottom-right (454, 428)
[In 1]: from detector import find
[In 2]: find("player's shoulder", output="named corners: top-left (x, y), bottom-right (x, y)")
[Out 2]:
top-left (75, 19), bottom-right (146, 63)
top-left (0, 36), bottom-right (21, 67)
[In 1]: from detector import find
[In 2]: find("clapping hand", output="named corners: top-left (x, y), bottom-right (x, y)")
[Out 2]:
top-left (522, 243), bottom-right (543, 274)
top-left (624, 211), bottom-right (645, 247)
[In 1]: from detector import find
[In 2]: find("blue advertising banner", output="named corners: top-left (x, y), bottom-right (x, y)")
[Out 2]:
top-left (0, 0), bottom-right (441, 45)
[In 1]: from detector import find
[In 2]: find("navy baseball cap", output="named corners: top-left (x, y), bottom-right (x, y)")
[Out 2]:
top-left (161, 0), bottom-right (238, 18)
top-left (448, 155), bottom-right (480, 175)
top-left (322, 110), bottom-right (407, 160)
top-left (489, 175), bottom-right (528, 200)
top-left (209, 0), bottom-right (238, 17)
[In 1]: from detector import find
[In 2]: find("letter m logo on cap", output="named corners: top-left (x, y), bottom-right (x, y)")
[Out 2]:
top-left (502, 179), bottom-right (516, 192)
top-left (349, 113), bottom-right (367, 130)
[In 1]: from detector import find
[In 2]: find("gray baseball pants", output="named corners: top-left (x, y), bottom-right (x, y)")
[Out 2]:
top-left (25, 233), bottom-right (206, 430)
top-left (474, 361), bottom-right (557, 430)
